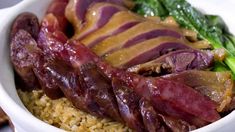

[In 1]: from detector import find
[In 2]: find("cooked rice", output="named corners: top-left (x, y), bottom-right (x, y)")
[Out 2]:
top-left (17, 90), bottom-right (131, 132)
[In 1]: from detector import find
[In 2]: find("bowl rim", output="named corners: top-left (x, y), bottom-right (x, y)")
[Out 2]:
top-left (0, 0), bottom-right (234, 132)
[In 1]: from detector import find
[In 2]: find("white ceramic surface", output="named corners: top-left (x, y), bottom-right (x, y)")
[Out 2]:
top-left (0, 0), bottom-right (234, 132)
top-left (0, 0), bottom-right (22, 9)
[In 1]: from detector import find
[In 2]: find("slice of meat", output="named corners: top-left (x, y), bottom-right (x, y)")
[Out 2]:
top-left (11, 18), bottom-right (64, 98)
top-left (81, 11), bottom-right (144, 47)
top-left (36, 14), bottom-right (69, 99)
top-left (142, 78), bottom-right (216, 126)
top-left (46, 0), bottom-right (69, 32)
top-left (104, 37), bottom-right (191, 68)
top-left (159, 114), bottom-right (196, 132)
top-left (74, 2), bottom-right (127, 40)
top-left (139, 98), bottom-right (196, 132)
top-left (139, 98), bottom-right (167, 132)
top-left (11, 12), bottom-right (39, 40)
top-left (129, 49), bottom-right (213, 74)
top-left (153, 49), bottom-right (213, 72)
top-left (112, 78), bottom-right (145, 131)
top-left (62, 42), bottom-right (220, 126)
top-left (37, 14), bottom-right (69, 60)
top-left (65, 0), bottom-right (129, 34)
top-left (10, 30), bottom-right (40, 90)
top-left (37, 13), bottom-right (220, 125)
top-left (79, 63), bottom-right (122, 122)
top-left (45, 60), bottom-right (107, 117)
top-left (93, 21), bottom-right (183, 56)
top-left (163, 70), bottom-right (233, 112)
top-left (33, 55), bottom-right (64, 99)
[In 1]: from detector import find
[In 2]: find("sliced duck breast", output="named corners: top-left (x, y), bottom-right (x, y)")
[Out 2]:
top-left (104, 37), bottom-right (191, 68)
top-left (93, 21), bottom-right (183, 56)
top-left (74, 2), bottom-right (127, 40)
top-left (81, 11), bottom-right (144, 47)
top-left (65, 0), bottom-right (132, 33)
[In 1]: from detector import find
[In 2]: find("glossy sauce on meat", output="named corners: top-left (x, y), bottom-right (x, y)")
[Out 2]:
top-left (9, 0), bottom-right (235, 131)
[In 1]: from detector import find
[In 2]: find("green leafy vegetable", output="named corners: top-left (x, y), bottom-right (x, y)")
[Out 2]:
top-left (132, 0), bottom-right (168, 17)
top-left (213, 61), bottom-right (229, 72)
top-left (160, 0), bottom-right (224, 48)
top-left (213, 61), bottom-right (235, 79)
top-left (132, 0), bottom-right (235, 78)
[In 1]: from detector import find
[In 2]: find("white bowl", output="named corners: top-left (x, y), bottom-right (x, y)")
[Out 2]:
top-left (0, 0), bottom-right (235, 132)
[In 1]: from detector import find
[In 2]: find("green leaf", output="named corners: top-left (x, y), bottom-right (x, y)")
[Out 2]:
top-left (213, 61), bottom-right (235, 79)
top-left (160, 0), bottom-right (223, 49)
top-left (132, 0), bottom-right (235, 78)
top-left (132, 0), bottom-right (168, 17)
top-left (159, 0), bottom-right (235, 77)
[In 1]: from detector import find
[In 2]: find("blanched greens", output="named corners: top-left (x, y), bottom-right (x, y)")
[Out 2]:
top-left (133, 0), bottom-right (235, 78)
top-left (132, 0), bottom-right (168, 17)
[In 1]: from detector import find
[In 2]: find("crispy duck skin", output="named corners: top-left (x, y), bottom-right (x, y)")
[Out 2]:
top-left (81, 11), bottom-right (144, 47)
top-left (74, 2), bottom-right (127, 40)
